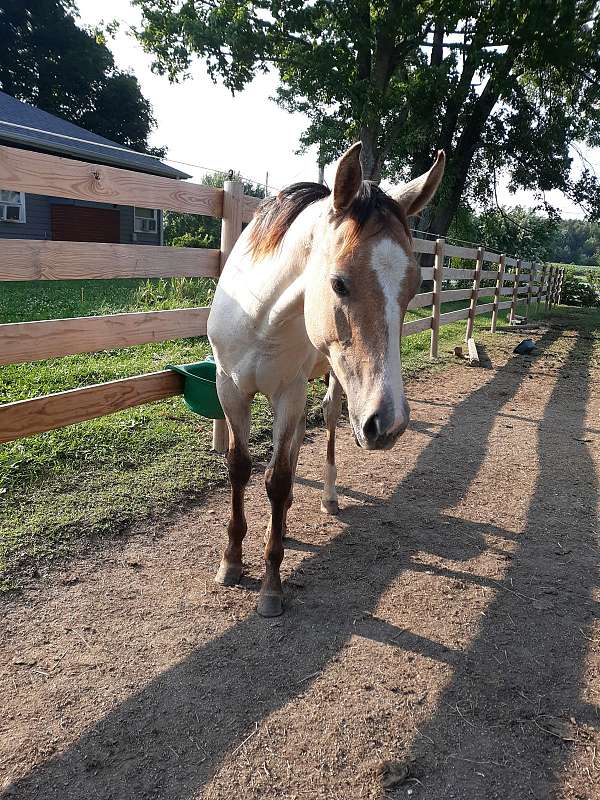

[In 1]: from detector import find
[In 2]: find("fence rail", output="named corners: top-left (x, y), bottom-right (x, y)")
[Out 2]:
top-left (0, 144), bottom-right (564, 446)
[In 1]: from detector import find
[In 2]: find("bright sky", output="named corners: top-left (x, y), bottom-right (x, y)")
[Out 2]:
top-left (76, 0), bottom-right (591, 219)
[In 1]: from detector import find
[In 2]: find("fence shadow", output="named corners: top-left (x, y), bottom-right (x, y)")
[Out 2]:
top-left (5, 327), bottom-right (594, 800)
top-left (399, 329), bottom-right (599, 798)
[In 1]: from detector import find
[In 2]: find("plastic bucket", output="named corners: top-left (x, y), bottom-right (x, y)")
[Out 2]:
top-left (167, 357), bottom-right (225, 419)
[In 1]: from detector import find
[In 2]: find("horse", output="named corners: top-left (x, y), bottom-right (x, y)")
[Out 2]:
top-left (207, 142), bottom-right (445, 617)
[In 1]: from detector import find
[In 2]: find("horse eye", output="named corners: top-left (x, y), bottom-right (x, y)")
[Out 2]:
top-left (331, 276), bottom-right (349, 297)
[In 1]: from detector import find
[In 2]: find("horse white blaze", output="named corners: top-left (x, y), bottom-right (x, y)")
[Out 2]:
top-left (370, 237), bottom-right (410, 434)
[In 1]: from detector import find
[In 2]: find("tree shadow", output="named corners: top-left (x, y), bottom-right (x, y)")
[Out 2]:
top-left (5, 328), bottom-right (593, 800)
top-left (396, 329), bottom-right (599, 798)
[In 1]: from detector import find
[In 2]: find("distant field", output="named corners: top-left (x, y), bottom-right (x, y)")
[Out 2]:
top-left (1, 276), bottom-right (519, 590)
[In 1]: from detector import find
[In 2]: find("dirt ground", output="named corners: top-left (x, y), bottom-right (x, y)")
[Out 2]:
top-left (1, 319), bottom-right (599, 800)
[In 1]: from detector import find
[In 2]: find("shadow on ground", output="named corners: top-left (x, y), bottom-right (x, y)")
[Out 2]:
top-left (3, 327), bottom-right (598, 800)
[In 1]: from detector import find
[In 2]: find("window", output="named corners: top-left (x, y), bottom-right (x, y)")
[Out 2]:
top-left (0, 190), bottom-right (26, 223)
top-left (134, 207), bottom-right (158, 233)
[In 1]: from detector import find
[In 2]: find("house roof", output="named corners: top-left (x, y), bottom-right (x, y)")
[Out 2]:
top-left (0, 91), bottom-right (191, 180)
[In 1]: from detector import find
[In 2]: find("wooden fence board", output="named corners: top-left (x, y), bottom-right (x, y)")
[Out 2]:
top-left (403, 316), bottom-right (432, 336)
top-left (439, 306), bottom-right (471, 325)
top-left (0, 371), bottom-right (183, 444)
top-left (445, 244), bottom-right (478, 259)
top-left (412, 238), bottom-right (437, 255)
top-left (407, 291), bottom-right (433, 309)
top-left (420, 267), bottom-right (434, 281)
top-left (242, 194), bottom-right (261, 223)
top-left (440, 288), bottom-right (473, 302)
top-left (483, 252), bottom-right (502, 264)
top-left (0, 240), bottom-right (220, 280)
top-left (497, 300), bottom-right (513, 310)
top-left (0, 144), bottom-right (223, 216)
top-left (0, 307), bottom-right (210, 365)
top-left (443, 268), bottom-right (476, 280)
top-left (474, 302), bottom-right (495, 315)
top-left (480, 269), bottom-right (499, 279)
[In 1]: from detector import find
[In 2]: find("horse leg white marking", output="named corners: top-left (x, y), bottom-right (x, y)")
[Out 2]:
top-left (258, 377), bottom-right (307, 617)
top-left (321, 371), bottom-right (343, 515)
top-left (214, 373), bottom-right (252, 587)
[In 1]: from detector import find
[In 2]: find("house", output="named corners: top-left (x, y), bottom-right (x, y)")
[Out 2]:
top-left (0, 91), bottom-right (190, 245)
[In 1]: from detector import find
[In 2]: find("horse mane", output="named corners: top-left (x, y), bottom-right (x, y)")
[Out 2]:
top-left (247, 180), bottom-right (410, 261)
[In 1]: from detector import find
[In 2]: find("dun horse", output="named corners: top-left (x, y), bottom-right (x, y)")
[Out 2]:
top-left (208, 143), bottom-right (445, 616)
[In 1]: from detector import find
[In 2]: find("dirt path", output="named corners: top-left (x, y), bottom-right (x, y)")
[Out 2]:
top-left (1, 320), bottom-right (599, 800)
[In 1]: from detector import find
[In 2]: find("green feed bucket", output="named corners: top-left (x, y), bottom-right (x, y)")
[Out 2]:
top-left (167, 357), bottom-right (225, 419)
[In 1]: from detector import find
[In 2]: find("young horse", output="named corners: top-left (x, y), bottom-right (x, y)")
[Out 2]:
top-left (208, 143), bottom-right (445, 616)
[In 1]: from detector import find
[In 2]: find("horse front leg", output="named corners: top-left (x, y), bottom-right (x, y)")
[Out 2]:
top-left (258, 379), bottom-right (307, 617)
top-left (321, 370), bottom-right (343, 515)
top-left (214, 373), bottom-right (253, 586)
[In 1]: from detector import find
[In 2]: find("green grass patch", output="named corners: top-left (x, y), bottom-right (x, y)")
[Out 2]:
top-left (0, 279), bottom-right (544, 590)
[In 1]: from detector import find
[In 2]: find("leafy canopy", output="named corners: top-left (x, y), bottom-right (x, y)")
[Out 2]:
top-left (0, 0), bottom-right (160, 153)
top-left (134, 0), bottom-right (600, 233)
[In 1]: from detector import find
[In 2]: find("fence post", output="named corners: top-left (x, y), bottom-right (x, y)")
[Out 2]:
top-left (537, 264), bottom-right (546, 308)
top-left (555, 268), bottom-right (564, 307)
top-left (430, 238), bottom-right (445, 358)
top-left (490, 253), bottom-right (505, 333)
top-left (509, 258), bottom-right (521, 324)
top-left (545, 266), bottom-right (555, 312)
top-left (465, 246), bottom-right (483, 342)
top-left (212, 179), bottom-right (244, 453)
top-left (525, 262), bottom-right (534, 315)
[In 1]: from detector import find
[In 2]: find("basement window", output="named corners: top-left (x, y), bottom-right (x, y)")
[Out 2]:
top-left (134, 207), bottom-right (158, 233)
top-left (0, 190), bottom-right (26, 223)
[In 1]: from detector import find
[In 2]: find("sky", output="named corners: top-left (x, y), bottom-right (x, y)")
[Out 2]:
top-left (76, 0), bottom-right (591, 219)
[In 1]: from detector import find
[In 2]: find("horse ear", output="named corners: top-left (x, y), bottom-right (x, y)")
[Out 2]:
top-left (333, 142), bottom-right (363, 213)
top-left (391, 150), bottom-right (445, 217)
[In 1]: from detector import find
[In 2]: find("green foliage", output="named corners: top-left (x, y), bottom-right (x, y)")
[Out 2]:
top-left (0, 0), bottom-right (158, 153)
top-left (135, 0), bottom-right (600, 234)
top-left (163, 170), bottom-right (264, 248)
top-left (551, 219), bottom-right (600, 266)
top-left (551, 264), bottom-right (600, 306)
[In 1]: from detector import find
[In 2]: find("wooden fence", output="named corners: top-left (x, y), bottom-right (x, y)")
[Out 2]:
top-left (0, 144), bottom-right (564, 448)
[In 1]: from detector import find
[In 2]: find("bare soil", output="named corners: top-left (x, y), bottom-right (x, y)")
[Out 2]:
top-left (1, 319), bottom-right (599, 800)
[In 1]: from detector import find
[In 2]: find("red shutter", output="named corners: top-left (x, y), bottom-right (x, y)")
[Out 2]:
top-left (51, 205), bottom-right (120, 243)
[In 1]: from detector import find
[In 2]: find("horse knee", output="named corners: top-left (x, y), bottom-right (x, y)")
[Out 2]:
top-left (227, 446), bottom-right (251, 487)
top-left (265, 464), bottom-right (292, 506)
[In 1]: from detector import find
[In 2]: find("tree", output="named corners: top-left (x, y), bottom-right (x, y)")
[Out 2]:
top-left (0, 0), bottom-right (159, 153)
top-left (164, 171), bottom-right (265, 247)
top-left (134, 0), bottom-right (600, 239)
top-left (449, 205), bottom-right (560, 261)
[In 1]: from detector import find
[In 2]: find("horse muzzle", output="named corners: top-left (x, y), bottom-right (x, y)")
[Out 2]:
top-left (353, 401), bottom-right (410, 451)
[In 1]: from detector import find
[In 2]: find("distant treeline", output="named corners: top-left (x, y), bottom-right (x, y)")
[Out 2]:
top-left (448, 208), bottom-right (600, 268)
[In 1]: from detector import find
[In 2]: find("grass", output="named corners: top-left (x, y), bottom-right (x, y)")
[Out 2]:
top-left (0, 276), bottom-right (564, 591)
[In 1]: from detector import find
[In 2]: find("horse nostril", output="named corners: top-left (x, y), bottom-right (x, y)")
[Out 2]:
top-left (362, 413), bottom-right (381, 441)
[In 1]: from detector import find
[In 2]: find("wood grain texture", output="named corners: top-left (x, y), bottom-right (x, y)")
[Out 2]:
top-left (0, 307), bottom-right (210, 365)
top-left (412, 238), bottom-right (437, 255)
top-left (407, 291), bottom-right (433, 309)
top-left (420, 267), bottom-right (434, 281)
top-left (242, 194), bottom-right (261, 223)
top-left (480, 270), bottom-right (500, 279)
top-left (444, 243), bottom-right (478, 260)
top-left (475, 302), bottom-right (495, 315)
top-left (483, 252), bottom-right (502, 264)
top-left (440, 288), bottom-right (473, 302)
top-left (443, 268), bottom-right (476, 280)
top-left (0, 144), bottom-right (223, 216)
top-left (403, 316), bottom-right (432, 336)
top-left (439, 306), bottom-right (471, 325)
top-left (0, 240), bottom-right (220, 280)
top-left (0, 371), bottom-right (183, 443)
top-left (497, 300), bottom-right (513, 310)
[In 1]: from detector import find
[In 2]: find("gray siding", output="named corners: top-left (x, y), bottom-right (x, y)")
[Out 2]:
top-left (0, 193), bottom-right (161, 245)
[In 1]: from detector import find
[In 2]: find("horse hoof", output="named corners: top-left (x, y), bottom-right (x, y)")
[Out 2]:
top-left (256, 592), bottom-right (284, 617)
top-left (321, 499), bottom-right (339, 516)
top-left (214, 561), bottom-right (242, 586)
